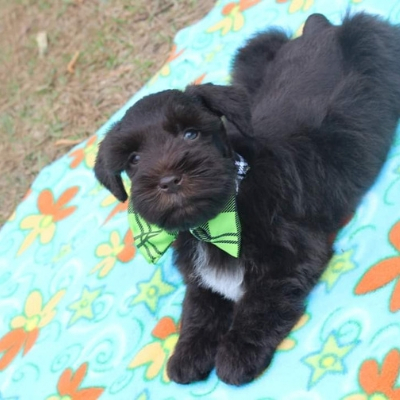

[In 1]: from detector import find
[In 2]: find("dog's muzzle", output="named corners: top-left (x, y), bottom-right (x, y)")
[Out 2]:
top-left (127, 153), bottom-right (250, 263)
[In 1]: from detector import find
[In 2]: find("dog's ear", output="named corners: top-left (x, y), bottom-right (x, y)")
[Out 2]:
top-left (185, 84), bottom-right (253, 138)
top-left (94, 124), bottom-right (128, 202)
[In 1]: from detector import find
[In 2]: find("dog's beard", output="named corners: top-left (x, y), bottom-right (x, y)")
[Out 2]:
top-left (131, 157), bottom-right (236, 232)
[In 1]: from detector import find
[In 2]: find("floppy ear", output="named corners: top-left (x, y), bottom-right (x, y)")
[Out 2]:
top-left (94, 125), bottom-right (128, 202)
top-left (185, 83), bottom-right (253, 138)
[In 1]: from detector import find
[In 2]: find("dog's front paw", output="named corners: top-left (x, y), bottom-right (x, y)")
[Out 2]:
top-left (215, 331), bottom-right (272, 386)
top-left (167, 339), bottom-right (216, 384)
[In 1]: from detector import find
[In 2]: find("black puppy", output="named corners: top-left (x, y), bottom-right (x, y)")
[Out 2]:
top-left (94, 13), bottom-right (400, 385)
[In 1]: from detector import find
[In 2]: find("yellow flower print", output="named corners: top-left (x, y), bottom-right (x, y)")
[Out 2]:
top-left (276, 0), bottom-right (314, 14)
top-left (7, 211), bottom-right (16, 222)
top-left (129, 316), bottom-right (179, 382)
top-left (0, 289), bottom-right (66, 370)
top-left (91, 230), bottom-right (135, 278)
top-left (207, 0), bottom-right (261, 36)
top-left (293, 22), bottom-right (305, 38)
top-left (11, 290), bottom-right (66, 332)
top-left (18, 187), bottom-right (79, 256)
top-left (278, 313), bottom-right (310, 351)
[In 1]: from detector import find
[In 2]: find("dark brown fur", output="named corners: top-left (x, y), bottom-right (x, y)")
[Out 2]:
top-left (94, 13), bottom-right (400, 385)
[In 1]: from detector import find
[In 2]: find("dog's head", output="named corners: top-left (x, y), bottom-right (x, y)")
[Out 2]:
top-left (94, 84), bottom-right (253, 231)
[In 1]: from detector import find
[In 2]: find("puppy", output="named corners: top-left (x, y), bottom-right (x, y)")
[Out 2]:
top-left (94, 13), bottom-right (400, 385)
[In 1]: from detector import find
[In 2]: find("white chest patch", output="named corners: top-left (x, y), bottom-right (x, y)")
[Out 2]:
top-left (193, 242), bottom-right (245, 302)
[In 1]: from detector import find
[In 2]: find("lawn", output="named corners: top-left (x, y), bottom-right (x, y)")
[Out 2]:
top-left (0, 0), bottom-right (214, 225)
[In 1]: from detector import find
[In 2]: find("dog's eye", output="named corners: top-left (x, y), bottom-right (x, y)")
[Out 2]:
top-left (128, 153), bottom-right (140, 165)
top-left (183, 129), bottom-right (199, 140)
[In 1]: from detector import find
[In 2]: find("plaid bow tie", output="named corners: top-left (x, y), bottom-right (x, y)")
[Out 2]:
top-left (128, 154), bottom-right (249, 264)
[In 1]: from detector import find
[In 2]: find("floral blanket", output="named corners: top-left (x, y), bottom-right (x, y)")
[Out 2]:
top-left (1, 0), bottom-right (400, 399)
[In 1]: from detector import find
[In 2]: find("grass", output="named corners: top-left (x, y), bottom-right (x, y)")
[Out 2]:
top-left (0, 0), bottom-right (214, 225)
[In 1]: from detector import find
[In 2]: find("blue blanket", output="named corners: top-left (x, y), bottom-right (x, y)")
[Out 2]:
top-left (1, 0), bottom-right (400, 399)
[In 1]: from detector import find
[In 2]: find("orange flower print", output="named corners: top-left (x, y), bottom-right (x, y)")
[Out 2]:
top-left (276, 0), bottom-right (314, 14)
top-left (100, 178), bottom-right (130, 224)
top-left (68, 135), bottom-right (98, 169)
top-left (46, 362), bottom-right (104, 400)
top-left (90, 230), bottom-right (135, 278)
top-left (101, 193), bottom-right (128, 224)
top-left (17, 187), bottom-right (79, 256)
top-left (0, 289), bottom-right (66, 370)
top-left (355, 220), bottom-right (400, 312)
top-left (192, 73), bottom-right (207, 85)
top-left (207, 0), bottom-right (260, 36)
top-left (128, 316), bottom-right (179, 382)
top-left (23, 188), bottom-right (32, 201)
top-left (343, 349), bottom-right (400, 400)
top-left (149, 45), bottom-right (184, 85)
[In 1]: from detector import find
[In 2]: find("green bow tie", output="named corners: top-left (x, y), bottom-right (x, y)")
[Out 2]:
top-left (128, 196), bottom-right (241, 264)
top-left (128, 154), bottom-right (249, 264)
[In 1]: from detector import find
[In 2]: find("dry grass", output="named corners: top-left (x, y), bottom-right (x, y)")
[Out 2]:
top-left (0, 0), bottom-right (214, 225)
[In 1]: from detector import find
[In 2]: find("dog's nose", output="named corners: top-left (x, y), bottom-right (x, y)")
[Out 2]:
top-left (159, 175), bottom-right (182, 193)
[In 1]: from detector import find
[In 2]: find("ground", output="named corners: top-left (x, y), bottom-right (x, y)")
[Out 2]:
top-left (0, 0), bottom-right (214, 225)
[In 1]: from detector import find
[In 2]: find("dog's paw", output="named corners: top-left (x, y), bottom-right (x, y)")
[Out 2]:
top-left (215, 331), bottom-right (272, 386)
top-left (166, 339), bottom-right (215, 384)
